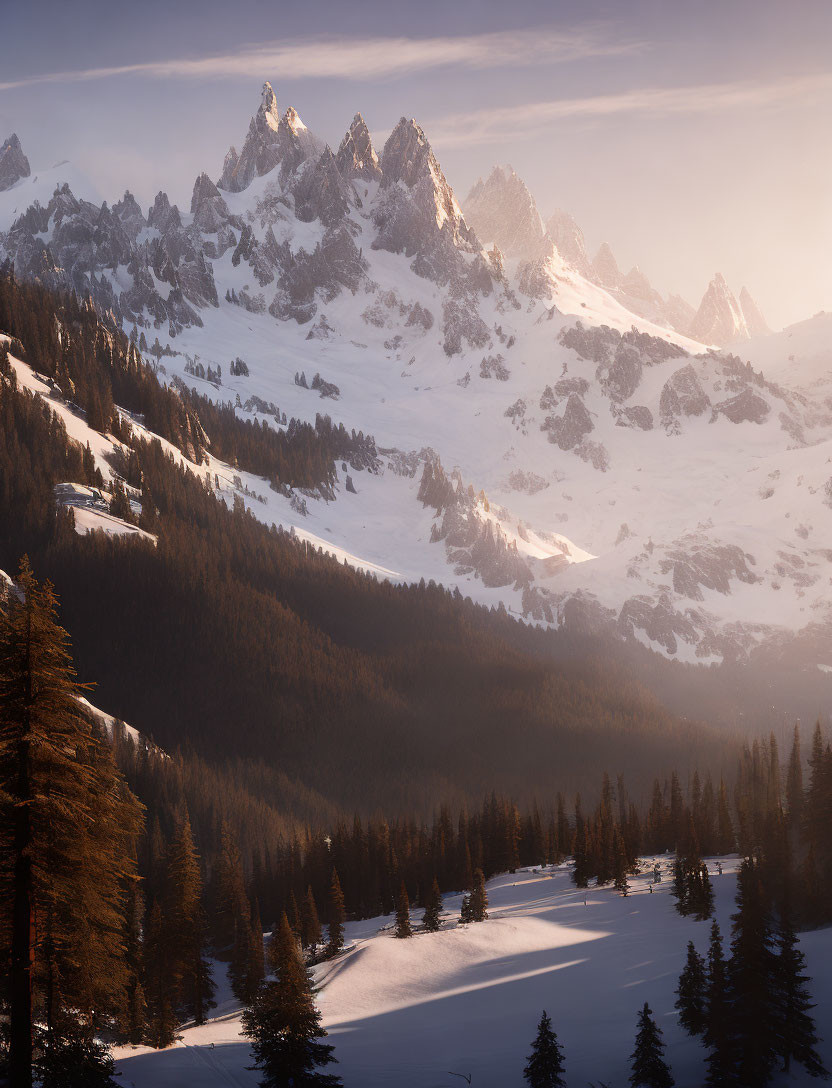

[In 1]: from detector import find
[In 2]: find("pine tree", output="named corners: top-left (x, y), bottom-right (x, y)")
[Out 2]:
top-left (613, 829), bottom-right (629, 895)
top-left (164, 815), bottom-right (215, 1023)
top-left (242, 914), bottom-right (341, 1087)
top-left (727, 858), bottom-right (779, 1086)
top-left (395, 880), bottom-right (412, 938)
top-left (422, 877), bottom-right (443, 933)
top-left (469, 868), bottom-right (489, 922)
top-left (143, 901), bottom-right (178, 1049)
top-left (246, 897), bottom-right (266, 1001)
top-left (675, 942), bottom-right (707, 1036)
top-left (703, 921), bottom-right (732, 1088)
top-left (301, 886), bottom-right (322, 953)
top-left (773, 899), bottom-right (828, 1078)
top-left (122, 882), bottom-right (146, 1045)
top-left (523, 1010), bottom-right (566, 1088)
top-left (670, 857), bottom-right (688, 916)
top-left (0, 559), bottom-right (143, 1084)
top-left (325, 869), bottom-right (346, 959)
top-left (629, 1003), bottom-right (674, 1088)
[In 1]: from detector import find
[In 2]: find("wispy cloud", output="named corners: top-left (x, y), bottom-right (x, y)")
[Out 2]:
top-left (425, 71), bottom-right (832, 146)
top-left (0, 27), bottom-right (644, 92)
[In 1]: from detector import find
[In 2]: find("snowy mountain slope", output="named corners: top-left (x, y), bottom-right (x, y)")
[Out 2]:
top-left (112, 859), bottom-right (832, 1088)
top-left (0, 87), bottom-right (827, 666)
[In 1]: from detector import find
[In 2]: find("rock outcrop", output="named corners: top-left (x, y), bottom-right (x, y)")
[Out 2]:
top-left (0, 134), bottom-right (30, 191)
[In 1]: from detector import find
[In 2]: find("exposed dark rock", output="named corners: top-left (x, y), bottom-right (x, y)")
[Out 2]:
top-left (335, 114), bottom-right (381, 181)
top-left (660, 364), bottom-right (711, 425)
top-left (712, 386), bottom-right (770, 424)
top-left (0, 134), bottom-right (30, 191)
top-left (542, 393), bottom-right (593, 450)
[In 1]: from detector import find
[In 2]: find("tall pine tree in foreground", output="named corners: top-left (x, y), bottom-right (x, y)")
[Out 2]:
top-left (727, 859), bottom-right (779, 1087)
top-left (523, 1010), bottom-right (566, 1088)
top-left (703, 921), bottom-right (733, 1088)
top-left (629, 1003), bottom-right (674, 1088)
top-left (0, 559), bottom-right (142, 1086)
top-left (773, 898), bottom-right (828, 1079)
top-left (243, 914), bottom-right (341, 1088)
top-left (675, 942), bottom-right (707, 1036)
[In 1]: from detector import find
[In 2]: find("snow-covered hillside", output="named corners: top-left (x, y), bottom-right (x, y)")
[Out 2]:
top-left (2, 85), bottom-right (830, 667)
top-left (113, 859), bottom-right (831, 1087)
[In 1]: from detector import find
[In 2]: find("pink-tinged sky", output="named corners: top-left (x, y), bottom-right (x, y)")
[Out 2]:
top-left (2, 0), bottom-right (830, 328)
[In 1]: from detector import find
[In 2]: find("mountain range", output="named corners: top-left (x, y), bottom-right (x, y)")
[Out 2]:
top-left (3, 81), bottom-right (831, 679)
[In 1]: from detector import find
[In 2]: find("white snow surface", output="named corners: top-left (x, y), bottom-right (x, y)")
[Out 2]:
top-left (5, 125), bottom-right (832, 665)
top-left (113, 859), bottom-right (832, 1087)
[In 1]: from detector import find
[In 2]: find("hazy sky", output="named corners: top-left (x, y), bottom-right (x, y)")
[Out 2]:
top-left (2, 0), bottom-right (831, 328)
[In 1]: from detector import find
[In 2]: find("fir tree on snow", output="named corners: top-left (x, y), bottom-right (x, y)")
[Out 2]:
top-left (702, 921), bottom-right (732, 1088)
top-left (727, 858), bottom-right (780, 1086)
top-left (523, 1010), bottom-right (566, 1088)
top-left (242, 914), bottom-right (341, 1088)
top-left (629, 1003), bottom-right (674, 1088)
top-left (772, 896), bottom-right (828, 1078)
top-left (301, 885), bottom-right (323, 953)
top-left (421, 877), bottom-right (443, 932)
top-left (675, 942), bottom-right (707, 1036)
top-left (395, 880), bottom-right (413, 938)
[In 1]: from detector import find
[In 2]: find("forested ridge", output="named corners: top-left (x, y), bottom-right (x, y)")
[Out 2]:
top-left (0, 266), bottom-right (735, 819)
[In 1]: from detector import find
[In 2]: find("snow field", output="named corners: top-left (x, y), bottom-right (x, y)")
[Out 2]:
top-left (114, 858), bottom-right (832, 1087)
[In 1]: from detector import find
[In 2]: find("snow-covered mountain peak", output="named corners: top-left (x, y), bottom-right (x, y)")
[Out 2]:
top-left (0, 133), bottom-right (30, 192)
top-left (463, 164), bottom-right (546, 259)
top-left (545, 209), bottom-right (591, 277)
top-left (739, 286), bottom-right (770, 338)
top-left (689, 273), bottom-right (749, 346)
top-left (592, 242), bottom-right (623, 290)
top-left (336, 113), bottom-right (381, 181)
top-left (260, 80), bottom-right (280, 132)
top-left (218, 83), bottom-right (321, 193)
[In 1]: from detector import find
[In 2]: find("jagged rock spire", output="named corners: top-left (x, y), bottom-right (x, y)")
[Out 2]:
top-left (546, 209), bottom-right (591, 276)
top-left (0, 133), bottom-right (31, 191)
top-left (591, 242), bottom-right (622, 290)
top-left (218, 82), bottom-right (321, 192)
top-left (336, 113), bottom-right (381, 181)
top-left (739, 286), bottom-right (770, 337)
top-left (689, 273), bottom-right (749, 345)
top-left (463, 165), bottom-right (546, 258)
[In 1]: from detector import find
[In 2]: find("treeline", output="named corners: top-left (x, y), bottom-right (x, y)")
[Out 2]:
top-left (0, 356), bottom-right (732, 818)
top-left (0, 264), bottom-right (378, 496)
top-left (174, 380), bottom-right (379, 494)
top-left (569, 730), bottom-right (832, 932)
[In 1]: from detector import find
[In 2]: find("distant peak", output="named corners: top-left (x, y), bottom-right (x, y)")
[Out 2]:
top-left (0, 131), bottom-right (31, 192)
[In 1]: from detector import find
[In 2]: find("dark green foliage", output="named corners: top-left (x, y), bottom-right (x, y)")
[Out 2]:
top-left (395, 881), bottom-right (412, 938)
top-left (773, 900), bottom-right (828, 1078)
top-left (36, 1028), bottom-right (119, 1088)
top-left (726, 859), bottom-right (780, 1086)
top-left (675, 942), bottom-right (707, 1036)
top-left (703, 922), bottom-right (732, 1088)
top-left (242, 914), bottom-right (341, 1088)
top-left (629, 1003), bottom-right (674, 1088)
top-left (0, 560), bottom-right (143, 1084)
top-left (301, 887), bottom-right (322, 952)
top-left (421, 878), bottom-right (443, 933)
top-left (523, 1010), bottom-right (565, 1088)
top-left (325, 870), bottom-right (345, 959)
